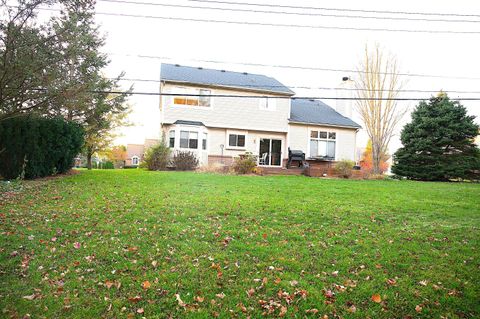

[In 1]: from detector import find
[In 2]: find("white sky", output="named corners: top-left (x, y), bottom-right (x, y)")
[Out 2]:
top-left (90, 0), bottom-right (480, 153)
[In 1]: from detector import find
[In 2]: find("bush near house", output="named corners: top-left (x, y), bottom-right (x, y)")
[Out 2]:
top-left (141, 142), bottom-right (171, 171)
top-left (0, 115), bottom-right (84, 179)
top-left (173, 151), bottom-right (199, 171)
top-left (392, 95), bottom-right (480, 181)
top-left (334, 159), bottom-right (355, 178)
top-left (232, 152), bottom-right (257, 174)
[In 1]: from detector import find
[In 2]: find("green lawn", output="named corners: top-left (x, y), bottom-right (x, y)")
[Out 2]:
top-left (1, 170), bottom-right (479, 318)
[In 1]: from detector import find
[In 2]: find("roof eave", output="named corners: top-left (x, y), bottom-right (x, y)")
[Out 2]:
top-left (162, 79), bottom-right (295, 96)
top-left (288, 120), bottom-right (362, 130)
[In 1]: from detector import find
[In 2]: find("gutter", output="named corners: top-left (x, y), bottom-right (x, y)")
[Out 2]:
top-left (288, 120), bottom-right (362, 130)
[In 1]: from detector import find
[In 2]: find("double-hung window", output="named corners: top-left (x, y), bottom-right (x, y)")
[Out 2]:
top-left (180, 131), bottom-right (198, 149)
top-left (173, 87), bottom-right (211, 107)
top-left (310, 131), bottom-right (336, 159)
top-left (228, 134), bottom-right (246, 148)
top-left (132, 156), bottom-right (139, 165)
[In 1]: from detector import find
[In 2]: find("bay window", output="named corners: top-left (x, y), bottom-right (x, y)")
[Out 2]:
top-left (309, 130), bottom-right (336, 159)
top-left (180, 131), bottom-right (198, 149)
top-left (169, 130), bottom-right (175, 148)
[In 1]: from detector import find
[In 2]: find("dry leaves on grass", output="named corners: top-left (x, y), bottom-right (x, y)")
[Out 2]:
top-left (371, 294), bottom-right (382, 303)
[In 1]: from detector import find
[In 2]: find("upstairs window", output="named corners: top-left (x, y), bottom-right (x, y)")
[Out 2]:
top-left (173, 87), bottom-right (211, 107)
top-left (180, 131), bottom-right (198, 149)
top-left (169, 130), bottom-right (175, 148)
top-left (228, 134), bottom-right (245, 148)
top-left (310, 130), bottom-right (336, 159)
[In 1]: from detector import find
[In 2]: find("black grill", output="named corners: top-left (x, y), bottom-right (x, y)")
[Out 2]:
top-left (287, 148), bottom-right (306, 168)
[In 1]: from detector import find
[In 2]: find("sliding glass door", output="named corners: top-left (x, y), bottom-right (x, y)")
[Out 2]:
top-left (259, 138), bottom-right (282, 166)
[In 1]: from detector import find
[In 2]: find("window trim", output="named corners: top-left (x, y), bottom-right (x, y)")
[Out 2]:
top-left (171, 86), bottom-right (213, 108)
top-left (168, 130), bottom-right (175, 148)
top-left (131, 155), bottom-right (139, 165)
top-left (180, 130), bottom-right (199, 150)
top-left (226, 131), bottom-right (247, 150)
top-left (308, 129), bottom-right (337, 160)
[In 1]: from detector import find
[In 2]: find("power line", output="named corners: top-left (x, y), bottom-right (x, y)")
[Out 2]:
top-left (96, 0), bottom-right (480, 24)
top-left (185, 0), bottom-right (480, 19)
top-left (108, 53), bottom-right (480, 80)
top-left (28, 88), bottom-right (480, 100)
top-left (112, 77), bottom-right (480, 95)
top-left (33, 7), bottom-right (480, 34)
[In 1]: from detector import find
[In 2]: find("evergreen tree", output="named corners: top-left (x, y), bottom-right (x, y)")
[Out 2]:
top-left (392, 94), bottom-right (480, 181)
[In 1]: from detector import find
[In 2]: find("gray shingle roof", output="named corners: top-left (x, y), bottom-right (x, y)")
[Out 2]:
top-left (290, 99), bottom-right (361, 128)
top-left (161, 63), bottom-right (295, 95)
top-left (173, 120), bottom-right (205, 126)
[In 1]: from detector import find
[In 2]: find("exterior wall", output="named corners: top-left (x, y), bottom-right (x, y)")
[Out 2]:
top-left (126, 144), bottom-right (144, 166)
top-left (161, 83), bottom-right (291, 132)
top-left (288, 123), bottom-right (358, 162)
top-left (163, 124), bottom-right (288, 167)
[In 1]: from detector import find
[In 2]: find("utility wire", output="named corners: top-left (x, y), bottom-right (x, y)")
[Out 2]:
top-left (112, 77), bottom-right (480, 94)
top-left (185, 0), bottom-right (480, 19)
top-left (27, 88), bottom-right (480, 100)
top-left (96, 0), bottom-right (480, 24)
top-left (108, 53), bottom-right (480, 80)
top-left (32, 6), bottom-right (480, 34)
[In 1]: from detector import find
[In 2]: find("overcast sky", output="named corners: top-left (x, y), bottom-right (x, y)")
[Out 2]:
top-left (87, 0), bottom-right (480, 152)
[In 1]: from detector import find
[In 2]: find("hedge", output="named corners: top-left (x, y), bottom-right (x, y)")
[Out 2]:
top-left (0, 115), bottom-right (84, 179)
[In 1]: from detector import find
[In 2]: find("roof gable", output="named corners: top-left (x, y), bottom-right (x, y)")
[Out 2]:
top-left (290, 99), bottom-right (361, 129)
top-left (161, 63), bottom-right (295, 96)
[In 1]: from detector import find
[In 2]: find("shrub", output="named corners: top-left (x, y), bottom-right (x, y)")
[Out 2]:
top-left (335, 159), bottom-right (355, 178)
top-left (173, 151), bottom-right (198, 171)
top-left (232, 152), bottom-right (257, 174)
top-left (0, 115), bottom-right (84, 179)
top-left (142, 142), bottom-right (171, 171)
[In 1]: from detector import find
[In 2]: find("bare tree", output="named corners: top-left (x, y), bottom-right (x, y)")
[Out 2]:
top-left (355, 44), bottom-right (407, 175)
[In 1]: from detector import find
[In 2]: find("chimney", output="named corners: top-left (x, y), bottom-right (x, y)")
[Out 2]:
top-left (335, 76), bottom-right (354, 118)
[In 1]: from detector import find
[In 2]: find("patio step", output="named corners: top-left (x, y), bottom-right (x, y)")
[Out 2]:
top-left (260, 167), bottom-right (305, 176)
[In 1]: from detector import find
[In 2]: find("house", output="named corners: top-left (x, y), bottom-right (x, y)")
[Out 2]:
top-left (126, 139), bottom-right (159, 166)
top-left (158, 63), bottom-right (361, 170)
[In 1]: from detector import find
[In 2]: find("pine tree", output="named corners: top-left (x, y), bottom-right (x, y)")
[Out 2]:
top-left (392, 94), bottom-right (480, 181)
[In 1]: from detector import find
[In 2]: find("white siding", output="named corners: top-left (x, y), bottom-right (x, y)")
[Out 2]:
top-left (161, 83), bottom-right (290, 132)
top-left (288, 123), bottom-right (358, 162)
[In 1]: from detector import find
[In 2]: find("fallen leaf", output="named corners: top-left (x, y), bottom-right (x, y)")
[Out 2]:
top-left (175, 294), bottom-right (186, 307)
top-left (73, 242), bottom-right (81, 249)
top-left (128, 295), bottom-right (142, 303)
top-left (305, 309), bottom-right (319, 314)
top-left (105, 280), bottom-right (114, 289)
top-left (347, 304), bottom-right (357, 313)
top-left (23, 294), bottom-right (37, 301)
top-left (247, 288), bottom-right (255, 297)
top-left (262, 233), bottom-right (267, 239)
top-left (215, 292), bottom-right (225, 299)
top-left (415, 305), bottom-right (422, 312)
top-left (142, 280), bottom-right (151, 289)
top-left (279, 305), bottom-right (287, 317)
top-left (371, 294), bottom-right (382, 303)
top-left (194, 296), bottom-right (204, 303)
top-left (386, 278), bottom-right (397, 286)
top-left (136, 308), bottom-right (144, 314)
top-left (290, 280), bottom-right (298, 287)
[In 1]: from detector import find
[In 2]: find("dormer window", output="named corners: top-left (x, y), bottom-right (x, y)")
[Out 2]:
top-left (173, 87), bottom-right (211, 107)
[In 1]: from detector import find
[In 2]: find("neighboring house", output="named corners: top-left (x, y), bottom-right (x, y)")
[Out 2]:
top-left (158, 63), bottom-right (360, 169)
top-left (126, 139), bottom-right (159, 166)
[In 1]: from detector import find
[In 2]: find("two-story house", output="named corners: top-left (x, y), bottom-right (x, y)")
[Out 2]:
top-left (158, 63), bottom-right (361, 169)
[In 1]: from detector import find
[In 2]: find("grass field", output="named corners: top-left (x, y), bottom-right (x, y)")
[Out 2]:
top-left (1, 169), bottom-right (479, 318)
